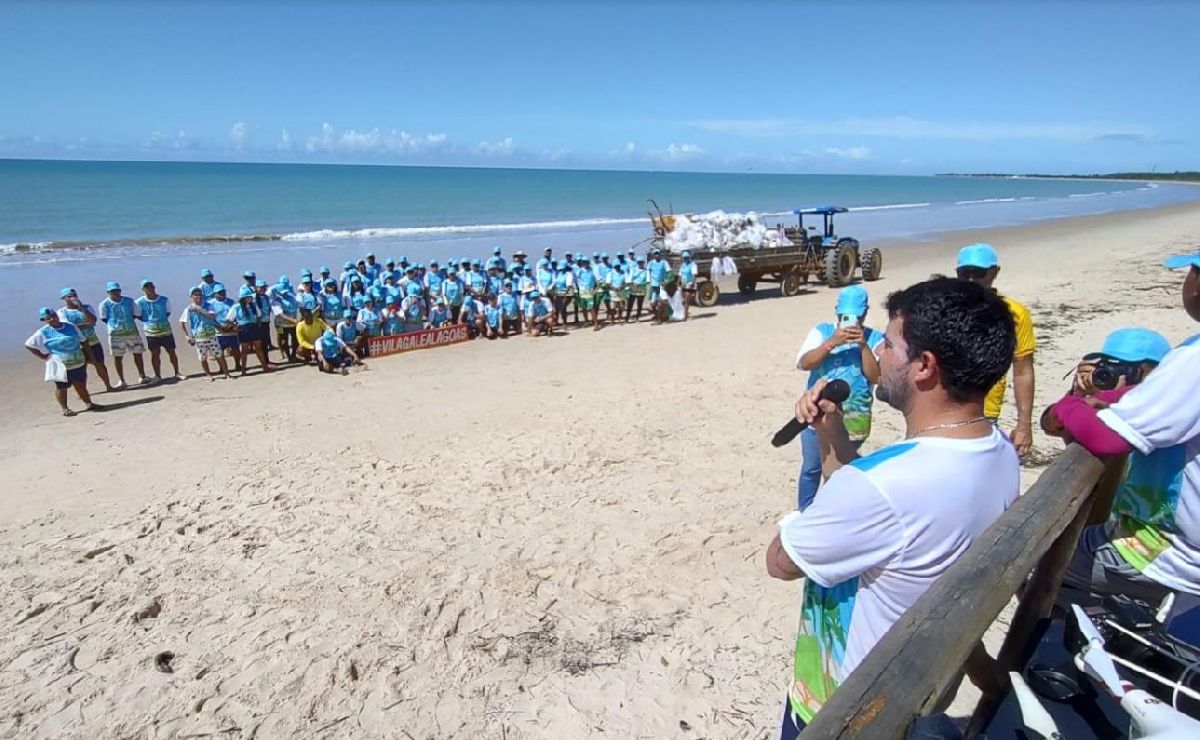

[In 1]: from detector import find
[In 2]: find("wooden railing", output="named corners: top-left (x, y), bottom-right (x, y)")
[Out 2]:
top-left (800, 444), bottom-right (1127, 738)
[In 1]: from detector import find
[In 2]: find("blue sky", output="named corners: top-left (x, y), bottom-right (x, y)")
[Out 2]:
top-left (1, 1), bottom-right (1196, 174)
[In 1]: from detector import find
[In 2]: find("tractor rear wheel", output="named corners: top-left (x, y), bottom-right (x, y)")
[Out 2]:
top-left (860, 247), bottom-right (883, 281)
top-left (822, 243), bottom-right (856, 287)
top-left (780, 270), bottom-right (804, 297)
top-left (696, 280), bottom-right (720, 307)
top-left (737, 275), bottom-right (756, 296)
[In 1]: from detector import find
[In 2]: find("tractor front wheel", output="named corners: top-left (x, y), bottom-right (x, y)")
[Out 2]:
top-left (860, 247), bottom-right (883, 281)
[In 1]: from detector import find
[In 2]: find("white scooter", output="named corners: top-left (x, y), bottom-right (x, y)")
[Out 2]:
top-left (1010, 604), bottom-right (1200, 739)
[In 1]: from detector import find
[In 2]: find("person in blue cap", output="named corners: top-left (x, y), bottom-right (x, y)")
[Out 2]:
top-left (499, 280), bottom-right (521, 336)
top-left (792, 284), bottom-right (884, 510)
top-left (1049, 249), bottom-right (1200, 614)
top-left (428, 297), bottom-right (451, 328)
top-left (1042, 327), bottom-right (1171, 440)
top-left (225, 286), bottom-right (272, 375)
top-left (423, 259), bottom-right (444, 302)
top-left (604, 257), bottom-right (628, 325)
top-left (524, 289), bottom-right (556, 336)
top-left (26, 307), bottom-right (100, 416)
top-left (955, 243), bottom-right (1037, 457)
top-left (485, 264), bottom-right (504, 299)
top-left (364, 253), bottom-right (381, 284)
top-left (136, 278), bottom-right (183, 382)
top-left (314, 329), bottom-right (360, 375)
top-left (400, 282), bottom-right (428, 333)
top-left (198, 268), bottom-right (219, 300)
top-left (317, 265), bottom-right (333, 289)
top-left (210, 283), bottom-right (242, 372)
top-left (483, 293), bottom-right (502, 339)
top-left (382, 294), bottom-right (405, 336)
top-left (551, 260), bottom-right (575, 327)
top-left (441, 266), bottom-right (466, 322)
top-left (99, 281), bottom-right (150, 389)
top-left (58, 287), bottom-right (115, 392)
top-left (466, 259), bottom-right (487, 297)
top-left (180, 285), bottom-right (231, 381)
top-left (627, 255), bottom-right (649, 322)
top-left (489, 245), bottom-right (507, 274)
top-left (254, 279), bottom-right (277, 357)
top-left (297, 269), bottom-right (316, 300)
top-left (270, 276), bottom-right (301, 363)
top-left (318, 278), bottom-right (345, 328)
top-left (574, 256), bottom-right (600, 330)
top-left (336, 308), bottom-right (368, 358)
top-left (241, 270), bottom-right (257, 297)
top-left (647, 248), bottom-right (670, 315)
top-left (338, 261), bottom-right (356, 291)
top-left (678, 250), bottom-right (699, 320)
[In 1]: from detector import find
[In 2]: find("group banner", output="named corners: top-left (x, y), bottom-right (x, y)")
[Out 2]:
top-left (367, 325), bottom-right (470, 358)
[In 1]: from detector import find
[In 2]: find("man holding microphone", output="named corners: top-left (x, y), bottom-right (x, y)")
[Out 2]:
top-left (767, 277), bottom-right (1020, 736)
top-left (793, 285), bottom-right (883, 510)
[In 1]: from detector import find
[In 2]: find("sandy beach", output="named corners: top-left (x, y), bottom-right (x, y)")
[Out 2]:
top-left (2, 201), bottom-right (1199, 738)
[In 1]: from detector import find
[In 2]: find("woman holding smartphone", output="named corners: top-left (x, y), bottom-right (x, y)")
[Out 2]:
top-left (792, 285), bottom-right (884, 510)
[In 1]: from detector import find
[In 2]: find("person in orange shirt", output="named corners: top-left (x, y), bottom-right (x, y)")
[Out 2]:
top-left (955, 243), bottom-right (1036, 457)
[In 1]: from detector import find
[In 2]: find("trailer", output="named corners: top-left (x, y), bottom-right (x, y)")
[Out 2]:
top-left (653, 205), bottom-right (883, 307)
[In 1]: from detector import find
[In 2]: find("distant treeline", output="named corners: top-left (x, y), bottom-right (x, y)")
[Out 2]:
top-left (938, 172), bottom-right (1200, 182)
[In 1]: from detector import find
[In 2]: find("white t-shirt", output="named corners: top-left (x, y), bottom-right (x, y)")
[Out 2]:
top-left (778, 426), bottom-right (1018, 722)
top-left (1097, 334), bottom-right (1200, 595)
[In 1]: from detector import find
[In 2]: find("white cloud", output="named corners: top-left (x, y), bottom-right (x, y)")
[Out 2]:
top-left (647, 142), bottom-right (705, 162)
top-left (625, 141), bottom-right (636, 153)
top-left (476, 137), bottom-right (515, 156)
top-left (305, 122), bottom-right (451, 155)
top-left (688, 116), bottom-right (1150, 142)
top-left (820, 146), bottom-right (870, 160)
top-left (278, 128), bottom-right (292, 152)
top-left (230, 122), bottom-right (250, 151)
top-left (142, 130), bottom-right (191, 151)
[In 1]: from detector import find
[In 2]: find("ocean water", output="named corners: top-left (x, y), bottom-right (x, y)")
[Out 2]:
top-left (1, 158), bottom-right (1197, 353)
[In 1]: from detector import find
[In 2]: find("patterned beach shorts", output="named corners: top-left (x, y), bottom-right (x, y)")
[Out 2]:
top-left (109, 334), bottom-right (145, 357)
top-left (194, 336), bottom-right (222, 360)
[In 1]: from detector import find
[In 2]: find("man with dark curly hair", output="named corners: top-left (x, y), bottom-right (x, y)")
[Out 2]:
top-left (765, 277), bottom-right (1020, 736)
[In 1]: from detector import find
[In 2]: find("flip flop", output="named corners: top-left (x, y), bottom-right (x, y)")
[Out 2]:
top-left (62, 409), bottom-right (77, 417)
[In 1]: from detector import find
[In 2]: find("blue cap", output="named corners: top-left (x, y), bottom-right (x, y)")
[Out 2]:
top-left (957, 243), bottom-right (999, 269)
top-left (60, 287), bottom-right (76, 298)
top-left (213, 283), bottom-right (227, 293)
top-left (405, 264), bottom-right (416, 272)
top-left (529, 290), bottom-right (540, 298)
top-left (503, 279), bottom-right (513, 286)
top-left (473, 259), bottom-right (482, 266)
top-left (39, 307), bottom-right (53, 320)
top-left (1091, 327), bottom-right (1172, 364)
top-left (363, 293), bottom-right (375, 302)
top-left (343, 261), bottom-right (354, 270)
top-left (256, 279), bottom-right (267, 288)
top-left (429, 259), bottom-right (439, 265)
top-left (637, 255), bottom-right (646, 263)
top-left (351, 275), bottom-right (362, 283)
top-left (494, 245), bottom-right (502, 254)
top-left (105, 281), bottom-right (121, 292)
top-left (416, 262), bottom-right (424, 269)
top-left (1164, 252), bottom-right (1200, 270)
top-left (342, 309), bottom-right (354, 318)
top-left (835, 285), bottom-right (869, 316)
top-left (601, 252), bottom-right (609, 259)
top-left (238, 285), bottom-right (254, 299)
top-left (448, 267), bottom-right (458, 275)
top-left (301, 268), bottom-right (313, 277)
top-left (385, 257), bottom-right (395, 265)
top-left (324, 278), bottom-right (337, 287)
top-left (200, 268), bottom-right (213, 278)
top-left (681, 250), bottom-right (692, 258)
top-left (592, 252), bottom-right (600, 258)
top-left (243, 270), bottom-right (255, 278)
top-left (324, 329), bottom-right (335, 340)
top-left (399, 256), bottom-right (408, 263)
top-left (275, 282), bottom-right (292, 294)
top-left (449, 258), bottom-right (459, 266)
top-left (320, 266), bottom-right (331, 274)
top-left (278, 275), bottom-right (291, 286)
top-left (366, 252), bottom-right (375, 259)
top-left (140, 278), bottom-right (154, 288)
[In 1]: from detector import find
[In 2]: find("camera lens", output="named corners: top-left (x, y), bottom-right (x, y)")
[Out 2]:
top-left (1091, 365), bottom-right (1119, 391)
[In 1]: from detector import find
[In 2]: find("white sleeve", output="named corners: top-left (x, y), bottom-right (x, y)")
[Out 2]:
top-left (179, 305), bottom-right (189, 325)
top-left (225, 306), bottom-right (237, 323)
top-left (56, 307), bottom-right (70, 322)
top-left (25, 330), bottom-right (46, 352)
top-left (132, 300), bottom-right (142, 319)
top-left (98, 301), bottom-right (110, 321)
top-left (795, 326), bottom-right (825, 369)
top-left (1098, 340), bottom-right (1200, 454)
top-left (777, 467), bottom-right (904, 588)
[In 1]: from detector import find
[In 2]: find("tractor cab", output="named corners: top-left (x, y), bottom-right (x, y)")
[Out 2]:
top-left (792, 206), bottom-right (849, 247)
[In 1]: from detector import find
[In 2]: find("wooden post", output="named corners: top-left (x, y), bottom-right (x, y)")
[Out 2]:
top-left (800, 445), bottom-right (1106, 739)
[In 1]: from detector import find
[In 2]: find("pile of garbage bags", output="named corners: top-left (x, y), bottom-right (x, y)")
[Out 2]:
top-left (660, 210), bottom-right (792, 253)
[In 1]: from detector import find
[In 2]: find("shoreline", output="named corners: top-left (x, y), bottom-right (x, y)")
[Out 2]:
top-left (2, 198), bottom-right (1198, 736)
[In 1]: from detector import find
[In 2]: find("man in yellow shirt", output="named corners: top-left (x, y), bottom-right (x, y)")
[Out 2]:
top-left (294, 306), bottom-right (330, 365)
top-left (956, 243), bottom-right (1036, 457)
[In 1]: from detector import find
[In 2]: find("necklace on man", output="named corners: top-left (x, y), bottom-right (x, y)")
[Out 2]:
top-left (906, 417), bottom-right (988, 439)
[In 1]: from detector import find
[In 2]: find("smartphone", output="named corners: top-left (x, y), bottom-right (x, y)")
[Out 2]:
top-left (838, 314), bottom-right (858, 329)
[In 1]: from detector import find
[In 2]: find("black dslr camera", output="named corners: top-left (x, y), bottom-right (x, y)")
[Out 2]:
top-left (1083, 354), bottom-right (1143, 391)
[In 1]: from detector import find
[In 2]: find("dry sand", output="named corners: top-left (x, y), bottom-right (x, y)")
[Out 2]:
top-left (2, 201), bottom-right (1199, 739)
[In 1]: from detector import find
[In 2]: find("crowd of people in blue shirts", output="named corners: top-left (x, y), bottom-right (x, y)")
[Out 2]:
top-left (25, 244), bottom-right (701, 414)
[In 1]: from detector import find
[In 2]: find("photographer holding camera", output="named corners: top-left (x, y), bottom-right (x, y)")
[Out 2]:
top-left (767, 277), bottom-right (1019, 735)
top-left (793, 285), bottom-right (883, 510)
top-left (1051, 252), bottom-right (1200, 610)
top-left (1041, 327), bottom-right (1170, 444)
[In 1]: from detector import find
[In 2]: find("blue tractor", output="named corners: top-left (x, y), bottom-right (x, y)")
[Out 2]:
top-left (783, 206), bottom-right (882, 287)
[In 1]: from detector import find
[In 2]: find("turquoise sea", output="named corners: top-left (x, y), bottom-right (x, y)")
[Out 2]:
top-left (1, 158), bottom-right (1198, 351)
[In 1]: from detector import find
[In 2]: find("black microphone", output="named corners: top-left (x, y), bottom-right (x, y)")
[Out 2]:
top-left (771, 379), bottom-right (852, 448)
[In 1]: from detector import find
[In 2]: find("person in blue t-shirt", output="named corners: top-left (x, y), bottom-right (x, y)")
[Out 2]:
top-left (315, 329), bottom-right (361, 375)
top-left (226, 286), bottom-right (273, 376)
top-left (271, 277), bottom-right (301, 363)
top-left (429, 298), bottom-right (451, 328)
top-left (58, 287), bottom-right (115, 392)
top-left (678, 251), bottom-right (699, 321)
top-left (357, 295), bottom-right (383, 336)
top-left (198, 268), bottom-right (219, 300)
top-left (26, 307), bottom-right (100, 416)
top-left (627, 256), bottom-right (649, 322)
top-left (382, 295), bottom-right (405, 336)
top-left (135, 279), bottom-right (183, 381)
top-left (524, 290), bottom-right (556, 337)
top-left (647, 249), bottom-right (670, 312)
top-left (793, 285), bottom-right (884, 510)
top-left (99, 281), bottom-right (150, 388)
top-left (441, 267), bottom-right (466, 321)
top-left (424, 259), bottom-right (444, 302)
top-left (483, 294), bottom-right (502, 340)
top-left (335, 308), bottom-right (368, 358)
top-left (498, 281), bottom-right (521, 337)
top-left (364, 253), bottom-right (381, 284)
